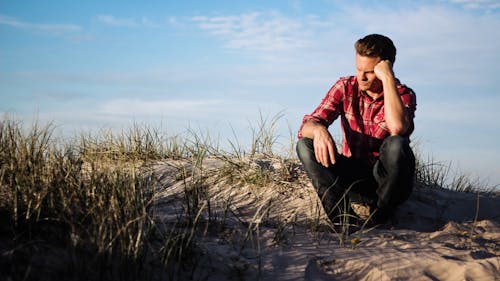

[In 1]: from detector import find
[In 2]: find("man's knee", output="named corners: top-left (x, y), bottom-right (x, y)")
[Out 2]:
top-left (382, 135), bottom-right (406, 154)
top-left (380, 136), bottom-right (414, 164)
top-left (296, 137), bottom-right (315, 163)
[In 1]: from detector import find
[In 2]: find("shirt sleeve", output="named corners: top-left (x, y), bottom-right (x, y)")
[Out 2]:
top-left (398, 85), bottom-right (417, 137)
top-left (298, 79), bottom-right (345, 139)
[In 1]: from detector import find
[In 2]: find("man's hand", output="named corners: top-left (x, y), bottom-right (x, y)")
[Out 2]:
top-left (373, 60), bottom-right (394, 82)
top-left (312, 127), bottom-right (336, 167)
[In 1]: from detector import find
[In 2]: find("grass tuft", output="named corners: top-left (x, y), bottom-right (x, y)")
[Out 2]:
top-left (1, 114), bottom-right (497, 280)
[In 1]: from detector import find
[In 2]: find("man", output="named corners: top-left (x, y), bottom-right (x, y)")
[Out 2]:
top-left (296, 34), bottom-right (416, 225)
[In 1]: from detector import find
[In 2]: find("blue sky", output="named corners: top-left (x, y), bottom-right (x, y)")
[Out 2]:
top-left (1, 0), bottom-right (500, 186)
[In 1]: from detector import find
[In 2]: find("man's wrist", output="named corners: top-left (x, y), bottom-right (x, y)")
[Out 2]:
top-left (312, 123), bottom-right (328, 138)
top-left (380, 73), bottom-right (396, 85)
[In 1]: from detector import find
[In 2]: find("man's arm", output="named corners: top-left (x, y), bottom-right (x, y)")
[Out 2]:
top-left (300, 120), bottom-right (337, 167)
top-left (374, 60), bottom-right (410, 136)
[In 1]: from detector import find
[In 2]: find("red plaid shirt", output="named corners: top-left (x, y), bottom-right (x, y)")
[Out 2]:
top-left (299, 76), bottom-right (416, 166)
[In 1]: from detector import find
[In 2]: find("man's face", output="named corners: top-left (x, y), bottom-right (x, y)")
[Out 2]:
top-left (356, 54), bottom-right (382, 93)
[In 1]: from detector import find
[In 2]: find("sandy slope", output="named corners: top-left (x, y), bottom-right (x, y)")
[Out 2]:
top-left (152, 158), bottom-right (500, 281)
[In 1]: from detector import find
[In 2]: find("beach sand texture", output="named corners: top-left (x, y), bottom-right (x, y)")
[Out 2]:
top-left (153, 158), bottom-right (500, 281)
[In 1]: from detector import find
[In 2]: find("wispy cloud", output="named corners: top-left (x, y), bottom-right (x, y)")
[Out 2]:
top-left (95, 14), bottom-right (138, 27)
top-left (447, 0), bottom-right (500, 11)
top-left (95, 14), bottom-right (160, 28)
top-left (191, 12), bottom-right (314, 53)
top-left (0, 14), bottom-right (82, 35)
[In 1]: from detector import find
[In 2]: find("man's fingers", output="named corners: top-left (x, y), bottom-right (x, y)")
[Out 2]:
top-left (314, 143), bottom-right (326, 167)
top-left (317, 146), bottom-right (327, 167)
top-left (313, 143), bottom-right (319, 161)
top-left (328, 144), bottom-right (336, 165)
top-left (321, 147), bottom-right (329, 167)
top-left (314, 141), bottom-right (335, 167)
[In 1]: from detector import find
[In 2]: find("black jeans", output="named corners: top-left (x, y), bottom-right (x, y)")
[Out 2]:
top-left (296, 136), bottom-right (415, 220)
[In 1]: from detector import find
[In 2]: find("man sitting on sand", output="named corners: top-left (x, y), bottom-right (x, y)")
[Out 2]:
top-left (296, 34), bottom-right (416, 225)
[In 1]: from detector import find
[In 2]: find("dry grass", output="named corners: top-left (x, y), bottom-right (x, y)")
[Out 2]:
top-left (0, 115), bottom-right (496, 281)
top-left (414, 149), bottom-right (497, 193)
top-left (0, 118), bottom-right (174, 280)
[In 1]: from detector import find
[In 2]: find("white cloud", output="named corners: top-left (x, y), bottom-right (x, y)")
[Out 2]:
top-left (141, 16), bottom-right (160, 28)
top-left (447, 0), bottom-right (500, 11)
top-left (191, 12), bottom-right (312, 53)
top-left (0, 14), bottom-right (82, 35)
top-left (95, 14), bottom-right (139, 27)
top-left (95, 14), bottom-right (160, 28)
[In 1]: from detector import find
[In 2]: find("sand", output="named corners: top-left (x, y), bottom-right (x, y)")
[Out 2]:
top-left (152, 158), bottom-right (500, 281)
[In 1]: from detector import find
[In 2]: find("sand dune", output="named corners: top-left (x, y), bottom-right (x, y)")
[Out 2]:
top-left (152, 158), bottom-right (500, 281)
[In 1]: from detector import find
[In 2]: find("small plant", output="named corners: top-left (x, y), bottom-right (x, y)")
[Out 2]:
top-left (249, 110), bottom-right (285, 157)
top-left (414, 151), bottom-right (497, 193)
top-left (2, 112), bottom-right (497, 281)
top-left (0, 117), bottom-right (186, 280)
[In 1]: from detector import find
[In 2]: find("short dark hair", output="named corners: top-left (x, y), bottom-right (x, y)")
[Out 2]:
top-left (355, 34), bottom-right (396, 64)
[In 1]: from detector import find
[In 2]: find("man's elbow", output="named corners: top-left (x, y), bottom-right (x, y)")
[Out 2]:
top-left (388, 121), bottom-right (409, 136)
top-left (388, 127), bottom-right (403, 136)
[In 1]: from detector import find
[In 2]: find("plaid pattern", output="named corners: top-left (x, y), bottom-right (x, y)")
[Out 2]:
top-left (299, 76), bottom-right (416, 166)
